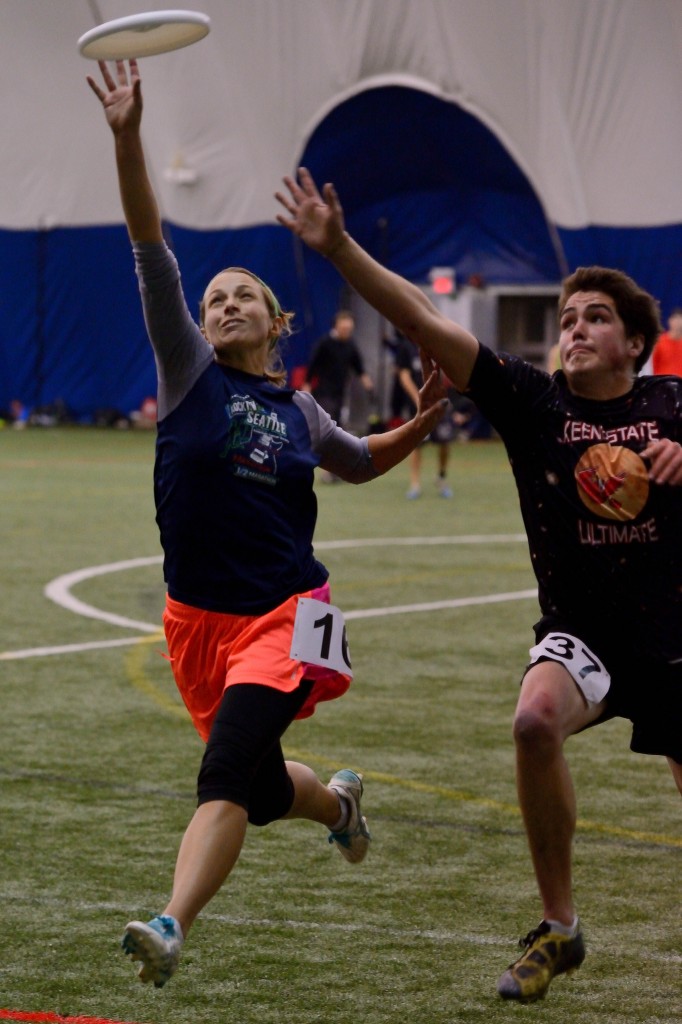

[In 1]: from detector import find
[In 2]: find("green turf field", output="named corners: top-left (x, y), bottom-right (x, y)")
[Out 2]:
top-left (0, 427), bottom-right (680, 1024)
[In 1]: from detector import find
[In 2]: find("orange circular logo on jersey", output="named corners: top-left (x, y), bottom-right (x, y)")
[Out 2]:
top-left (574, 443), bottom-right (649, 521)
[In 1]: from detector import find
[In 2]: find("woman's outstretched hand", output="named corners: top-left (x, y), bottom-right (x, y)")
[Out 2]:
top-left (86, 58), bottom-right (142, 135)
top-left (414, 348), bottom-right (450, 428)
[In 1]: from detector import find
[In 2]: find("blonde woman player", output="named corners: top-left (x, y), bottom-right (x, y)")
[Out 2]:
top-left (87, 60), bottom-right (448, 988)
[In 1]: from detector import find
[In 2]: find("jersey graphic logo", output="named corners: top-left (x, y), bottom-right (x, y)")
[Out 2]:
top-left (220, 394), bottom-right (289, 484)
top-left (574, 443), bottom-right (648, 521)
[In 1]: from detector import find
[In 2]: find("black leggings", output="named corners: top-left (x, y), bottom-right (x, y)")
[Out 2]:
top-left (197, 679), bottom-right (314, 826)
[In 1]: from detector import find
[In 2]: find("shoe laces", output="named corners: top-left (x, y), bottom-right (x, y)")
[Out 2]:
top-left (519, 920), bottom-right (551, 950)
top-left (153, 915), bottom-right (179, 939)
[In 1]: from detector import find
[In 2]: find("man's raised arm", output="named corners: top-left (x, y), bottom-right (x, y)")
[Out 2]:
top-left (276, 167), bottom-right (479, 391)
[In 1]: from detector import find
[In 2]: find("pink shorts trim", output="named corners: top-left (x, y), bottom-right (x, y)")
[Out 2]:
top-left (162, 584), bottom-right (351, 741)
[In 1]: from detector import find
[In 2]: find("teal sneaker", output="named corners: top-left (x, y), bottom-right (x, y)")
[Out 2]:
top-left (327, 769), bottom-right (371, 864)
top-left (497, 919), bottom-right (585, 1001)
top-left (122, 914), bottom-right (183, 988)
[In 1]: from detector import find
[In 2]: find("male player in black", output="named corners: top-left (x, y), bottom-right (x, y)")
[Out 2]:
top-left (277, 167), bottom-right (682, 1002)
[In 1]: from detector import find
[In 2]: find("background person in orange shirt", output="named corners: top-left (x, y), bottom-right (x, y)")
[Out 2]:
top-left (652, 308), bottom-right (682, 376)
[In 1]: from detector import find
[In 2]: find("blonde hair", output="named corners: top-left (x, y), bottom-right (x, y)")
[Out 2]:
top-left (199, 267), bottom-right (294, 387)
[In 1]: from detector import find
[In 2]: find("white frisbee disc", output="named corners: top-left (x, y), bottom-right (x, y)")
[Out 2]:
top-left (78, 9), bottom-right (210, 60)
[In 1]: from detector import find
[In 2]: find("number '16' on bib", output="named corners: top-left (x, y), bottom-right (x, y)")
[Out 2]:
top-left (290, 598), bottom-right (353, 677)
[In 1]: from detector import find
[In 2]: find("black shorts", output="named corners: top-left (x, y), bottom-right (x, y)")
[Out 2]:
top-left (529, 614), bottom-right (682, 764)
top-left (197, 679), bottom-right (314, 825)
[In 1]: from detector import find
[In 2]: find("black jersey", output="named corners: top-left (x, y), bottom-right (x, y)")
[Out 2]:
top-left (467, 344), bottom-right (682, 663)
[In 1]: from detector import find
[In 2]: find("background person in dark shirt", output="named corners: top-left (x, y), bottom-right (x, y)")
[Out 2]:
top-left (392, 331), bottom-right (456, 499)
top-left (303, 309), bottom-right (374, 425)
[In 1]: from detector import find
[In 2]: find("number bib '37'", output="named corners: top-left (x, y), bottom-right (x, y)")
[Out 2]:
top-left (528, 632), bottom-right (610, 704)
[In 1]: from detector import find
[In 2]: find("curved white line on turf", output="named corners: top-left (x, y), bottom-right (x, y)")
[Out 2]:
top-left (43, 537), bottom-right (530, 631)
top-left (0, 536), bottom-right (535, 660)
top-left (43, 555), bottom-right (163, 632)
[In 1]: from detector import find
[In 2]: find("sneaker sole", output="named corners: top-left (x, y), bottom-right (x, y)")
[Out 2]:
top-left (329, 815), bottom-right (371, 863)
top-left (498, 961), bottom-right (582, 1002)
top-left (122, 921), bottom-right (177, 988)
top-left (328, 771), bottom-right (371, 864)
top-left (497, 933), bottom-right (585, 1001)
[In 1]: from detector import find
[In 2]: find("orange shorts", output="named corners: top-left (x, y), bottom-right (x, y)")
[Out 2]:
top-left (162, 583), bottom-right (352, 742)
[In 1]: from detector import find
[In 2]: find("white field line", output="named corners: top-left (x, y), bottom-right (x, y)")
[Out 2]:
top-left (4, 895), bottom-right (681, 963)
top-left (1, 536), bottom-right (534, 661)
top-left (43, 555), bottom-right (163, 632)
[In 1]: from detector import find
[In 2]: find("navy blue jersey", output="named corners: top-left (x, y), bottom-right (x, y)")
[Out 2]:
top-left (467, 344), bottom-right (682, 663)
top-left (154, 365), bottom-right (329, 613)
top-left (134, 243), bottom-right (377, 614)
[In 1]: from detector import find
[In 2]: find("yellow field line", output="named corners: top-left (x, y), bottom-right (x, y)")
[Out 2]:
top-left (125, 637), bottom-right (682, 850)
top-left (124, 630), bottom-right (189, 720)
top-left (285, 748), bottom-right (682, 849)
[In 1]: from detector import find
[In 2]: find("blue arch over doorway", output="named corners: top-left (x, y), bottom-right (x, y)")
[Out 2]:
top-left (300, 85), bottom-right (562, 286)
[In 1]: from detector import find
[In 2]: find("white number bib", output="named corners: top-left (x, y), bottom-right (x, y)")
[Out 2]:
top-left (290, 598), bottom-right (353, 677)
top-left (529, 632), bottom-right (611, 704)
